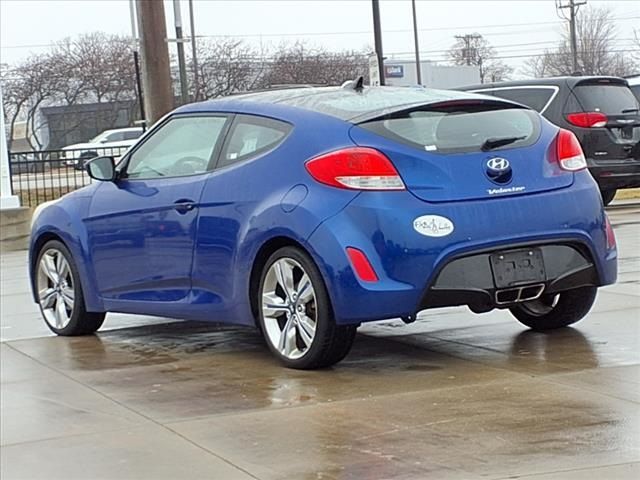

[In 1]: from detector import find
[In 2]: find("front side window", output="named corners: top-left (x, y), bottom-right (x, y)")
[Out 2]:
top-left (218, 116), bottom-right (291, 169)
top-left (126, 116), bottom-right (227, 179)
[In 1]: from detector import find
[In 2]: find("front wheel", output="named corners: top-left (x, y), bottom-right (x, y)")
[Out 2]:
top-left (257, 246), bottom-right (356, 369)
top-left (509, 286), bottom-right (597, 331)
top-left (36, 240), bottom-right (105, 335)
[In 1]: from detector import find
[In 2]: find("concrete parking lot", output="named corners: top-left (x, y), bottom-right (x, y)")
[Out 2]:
top-left (1, 203), bottom-right (638, 480)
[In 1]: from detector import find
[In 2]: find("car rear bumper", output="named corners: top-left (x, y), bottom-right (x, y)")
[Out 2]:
top-left (306, 172), bottom-right (617, 325)
top-left (588, 158), bottom-right (640, 189)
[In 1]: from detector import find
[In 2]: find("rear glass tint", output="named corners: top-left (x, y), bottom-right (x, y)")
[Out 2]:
top-left (360, 105), bottom-right (540, 154)
top-left (629, 85), bottom-right (640, 103)
top-left (573, 84), bottom-right (639, 114)
top-left (479, 88), bottom-right (555, 112)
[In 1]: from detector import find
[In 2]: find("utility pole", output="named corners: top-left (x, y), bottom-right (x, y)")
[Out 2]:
top-left (557, 0), bottom-right (586, 74)
top-left (136, 0), bottom-right (174, 125)
top-left (173, 0), bottom-right (189, 105)
top-left (128, 0), bottom-right (146, 130)
top-left (411, 0), bottom-right (422, 85)
top-left (188, 0), bottom-right (200, 101)
top-left (371, 0), bottom-right (385, 86)
top-left (455, 34), bottom-right (481, 66)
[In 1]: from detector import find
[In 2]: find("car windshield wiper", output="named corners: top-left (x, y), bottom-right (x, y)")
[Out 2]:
top-left (481, 135), bottom-right (526, 151)
top-left (622, 108), bottom-right (639, 114)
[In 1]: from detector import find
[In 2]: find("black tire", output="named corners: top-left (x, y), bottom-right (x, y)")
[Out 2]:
top-left (35, 240), bottom-right (105, 336)
top-left (509, 286), bottom-right (597, 331)
top-left (257, 246), bottom-right (356, 369)
top-left (600, 188), bottom-right (616, 206)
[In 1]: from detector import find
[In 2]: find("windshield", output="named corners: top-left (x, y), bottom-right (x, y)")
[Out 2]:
top-left (88, 132), bottom-right (109, 143)
top-left (359, 105), bottom-right (540, 154)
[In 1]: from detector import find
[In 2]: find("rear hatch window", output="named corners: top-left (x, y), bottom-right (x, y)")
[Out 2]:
top-left (359, 101), bottom-right (540, 154)
top-left (567, 79), bottom-right (640, 151)
top-left (573, 82), bottom-right (639, 114)
top-left (350, 100), bottom-right (572, 203)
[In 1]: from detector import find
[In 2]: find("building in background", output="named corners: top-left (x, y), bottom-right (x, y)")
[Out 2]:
top-left (372, 59), bottom-right (481, 88)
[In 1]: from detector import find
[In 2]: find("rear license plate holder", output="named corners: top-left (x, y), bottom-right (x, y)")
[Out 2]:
top-left (490, 248), bottom-right (546, 288)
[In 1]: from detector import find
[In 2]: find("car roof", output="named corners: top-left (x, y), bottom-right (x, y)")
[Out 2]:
top-left (458, 76), bottom-right (629, 91)
top-left (176, 86), bottom-right (494, 122)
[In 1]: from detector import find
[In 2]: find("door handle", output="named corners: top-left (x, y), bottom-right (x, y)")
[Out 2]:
top-left (173, 199), bottom-right (196, 214)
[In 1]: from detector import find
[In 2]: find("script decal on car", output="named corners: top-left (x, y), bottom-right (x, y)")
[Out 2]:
top-left (413, 215), bottom-right (455, 237)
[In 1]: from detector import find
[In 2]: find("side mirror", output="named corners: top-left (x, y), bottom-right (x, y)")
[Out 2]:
top-left (86, 156), bottom-right (116, 181)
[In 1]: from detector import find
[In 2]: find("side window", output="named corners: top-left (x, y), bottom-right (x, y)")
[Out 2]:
top-left (481, 88), bottom-right (554, 112)
top-left (218, 115), bottom-right (291, 169)
top-left (126, 116), bottom-right (227, 179)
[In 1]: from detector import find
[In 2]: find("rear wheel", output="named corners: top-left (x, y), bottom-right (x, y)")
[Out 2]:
top-left (600, 188), bottom-right (617, 206)
top-left (509, 286), bottom-right (597, 331)
top-left (257, 246), bottom-right (356, 369)
top-left (36, 240), bottom-right (105, 336)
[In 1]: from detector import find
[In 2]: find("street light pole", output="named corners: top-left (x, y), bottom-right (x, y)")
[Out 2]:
top-left (188, 0), bottom-right (200, 101)
top-left (411, 0), bottom-right (422, 85)
top-left (173, 0), bottom-right (189, 105)
top-left (372, 0), bottom-right (385, 86)
top-left (128, 0), bottom-right (146, 129)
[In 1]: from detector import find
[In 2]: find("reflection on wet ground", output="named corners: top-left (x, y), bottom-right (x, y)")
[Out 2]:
top-left (1, 206), bottom-right (639, 479)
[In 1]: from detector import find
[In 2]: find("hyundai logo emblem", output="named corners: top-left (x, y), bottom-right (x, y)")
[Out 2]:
top-left (485, 157), bottom-right (512, 184)
top-left (486, 157), bottom-right (510, 172)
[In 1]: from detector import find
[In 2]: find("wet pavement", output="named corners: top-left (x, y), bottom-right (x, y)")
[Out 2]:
top-left (1, 205), bottom-right (639, 479)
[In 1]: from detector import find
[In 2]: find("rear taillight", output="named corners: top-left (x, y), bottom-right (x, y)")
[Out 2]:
top-left (305, 147), bottom-right (405, 190)
top-left (604, 215), bottom-right (616, 250)
top-left (565, 112), bottom-right (607, 128)
top-left (556, 129), bottom-right (587, 172)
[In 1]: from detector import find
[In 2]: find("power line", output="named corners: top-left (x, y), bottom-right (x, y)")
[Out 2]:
top-left (2, 16), bottom-right (639, 50)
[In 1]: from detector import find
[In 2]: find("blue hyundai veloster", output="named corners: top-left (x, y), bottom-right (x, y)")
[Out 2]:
top-left (29, 84), bottom-right (617, 369)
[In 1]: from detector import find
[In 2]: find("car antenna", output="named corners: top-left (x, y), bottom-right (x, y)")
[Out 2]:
top-left (341, 76), bottom-right (365, 92)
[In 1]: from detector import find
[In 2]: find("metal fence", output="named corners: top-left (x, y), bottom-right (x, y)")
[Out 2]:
top-left (9, 146), bottom-right (130, 207)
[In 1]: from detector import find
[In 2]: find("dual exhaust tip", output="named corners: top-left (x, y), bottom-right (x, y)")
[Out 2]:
top-left (495, 283), bottom-right (546, 306)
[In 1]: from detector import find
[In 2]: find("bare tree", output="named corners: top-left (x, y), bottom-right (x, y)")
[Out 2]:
top-left (2, 54), bottom-right (61, 149)
top-left (2, 33), bottom-right (138, 149)
top-left (448, 34), bottom-right (512, 83)
top-left (524, 6), bottom-right (637, 77)
top-left (186, 38), bottom-right (258, 100)
top-left (259, 42), bottom-right (369, 88)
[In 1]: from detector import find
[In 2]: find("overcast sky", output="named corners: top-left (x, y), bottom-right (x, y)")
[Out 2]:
top-left (1, 0), bottom-right (638, 77)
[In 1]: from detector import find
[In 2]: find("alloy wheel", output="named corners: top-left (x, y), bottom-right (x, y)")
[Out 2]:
top-left (37, 248), bottom-right (75, 329)
top-left (519, 293), bottom-right (560, 317)
top-left (261, 258), bottom-right (317, 360)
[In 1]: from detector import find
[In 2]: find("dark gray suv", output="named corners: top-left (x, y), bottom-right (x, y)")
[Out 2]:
top-left (458, 76), bottom-right (640, 205)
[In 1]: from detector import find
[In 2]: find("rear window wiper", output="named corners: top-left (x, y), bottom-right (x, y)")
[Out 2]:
top-left (622, 108), bottom-right (639, 114)
top-left (481, 135), bottom-right (526, 151)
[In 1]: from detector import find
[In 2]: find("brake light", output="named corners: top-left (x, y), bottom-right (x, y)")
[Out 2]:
top-left (305, 147), bottom-right (405, 190)
top-left (556, 129), bottom-right (587, 171)
top-left (346, 247), bottom-right (379, 282)
top-left (565, 112), bottom-right (607, 128)
top-left (604, 215), bottom-right (616, 250)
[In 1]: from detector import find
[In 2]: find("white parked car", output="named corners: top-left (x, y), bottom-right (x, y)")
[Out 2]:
top-left (62, 127), bottom-right (144, 169)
